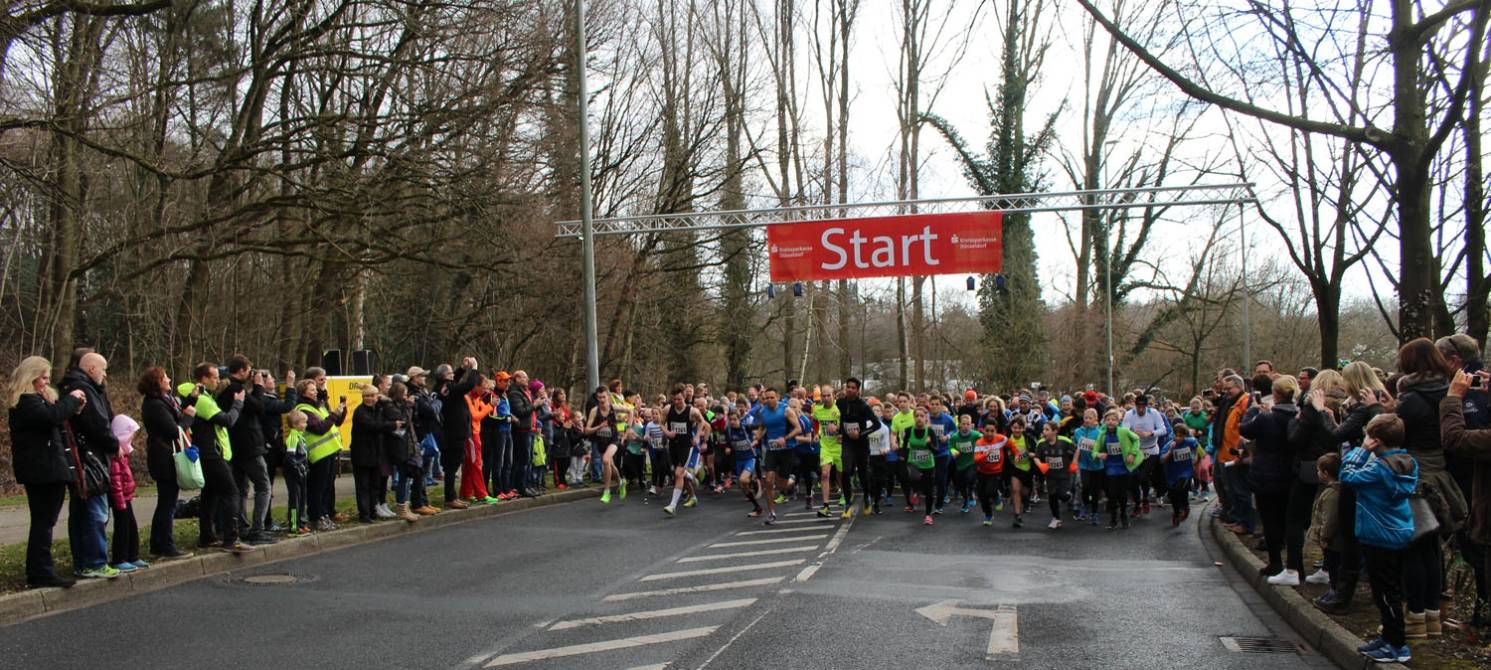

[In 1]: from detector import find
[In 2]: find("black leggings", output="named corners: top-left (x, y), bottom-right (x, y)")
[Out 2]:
top-left (149, 476), bottom-right (180, 555)
top-left (623, 451), bottom-right (646, 488)
top-left (912, 467), bottom-right (936, 515)
top-left (1046, 478), bottom-right (1071, 518)
top-left (954, 466), bottom-right (976, 503)
top-left (1105, 472), bottom-right (1130, 522)
top-left (868, 455), bottom-right (889, 505)
top-left (977, 473), bottom-right (1002, 516)
top-left (24, 482), bottom-right (67, 581)
top-left (1255, 490), bottom-right (1291, 572)
top-left (1081, 470), bottom-right (1102, 513)
top-left (841, 444), bottom-right (872, 506)
top-left (1403, 535), bottom-right (1443, 613)
top-left (1168, 478), bottom-right (1191, 515)
top-left (1284, 480), bottom-right (1318, 574)
top-left (111, 501), bottom-right (139, 563)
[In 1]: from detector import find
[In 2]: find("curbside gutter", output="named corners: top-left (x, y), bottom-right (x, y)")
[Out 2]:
top-left (1208, 514), bottom-right (1406, 670)
top-left (0, 487), bottom-right (599, 627)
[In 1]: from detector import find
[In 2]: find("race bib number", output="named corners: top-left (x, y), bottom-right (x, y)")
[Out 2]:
top-left (911, 449), bottom-right (931, 463)
top-left (931, 424), bottom-right (945, 438)
top-left (976, 445), bottom-right (1001, 463)
top-left (1078, 437), bottom-right (1096, 454)
top-left (669, 422), bottom-right (688, 434)
top-left (1047, 456), bottom-right (1064, 469)
top-left (1172, 448), bottom-right (1192, 462)
top-left (596, 426), bottom-right (613, 438)
top-left (1105, 441), bottom-right (1123, 456)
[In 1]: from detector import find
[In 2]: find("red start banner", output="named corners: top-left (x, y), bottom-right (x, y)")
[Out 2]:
top-left (766, 211), bottom-right (1003, 282)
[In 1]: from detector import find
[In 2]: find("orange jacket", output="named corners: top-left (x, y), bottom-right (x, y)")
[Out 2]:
top-left (1218, 394), bottom-right (1251, 464)
top-left (467, 393), bottom-right (494, 444)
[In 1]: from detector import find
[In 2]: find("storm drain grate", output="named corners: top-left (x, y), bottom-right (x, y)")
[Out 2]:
top-left (1219, 636), bottom-right (1304, 654)
top-left (234, 573), bottom-right (316, 586)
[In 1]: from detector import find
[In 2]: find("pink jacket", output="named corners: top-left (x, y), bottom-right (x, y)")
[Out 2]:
top-left (109, 455), bottom-right (137, 510)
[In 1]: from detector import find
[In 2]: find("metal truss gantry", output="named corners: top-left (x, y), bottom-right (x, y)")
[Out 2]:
top-left (556, 182), bottom-right (1255, 238)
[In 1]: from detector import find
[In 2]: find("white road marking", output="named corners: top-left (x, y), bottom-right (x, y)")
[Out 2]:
top-left (764, 517), bottom-right (837, 525)
top-left (781, 511), bottom-right (822, 517)
top-left (709, 534), bottom-right (829, 548)
top-left (678, 546), bottom-right (820, 563)
top-left (604, 577), bottom-right (785, 602)
top-left (622, 665), bottom-right (669, 670)
top-left (482, 626), bottom-right (718, 667)
top-left (793, 510), bottom-right (856, 583)
top-left (640, 559), bottom-right (806, 582)
top-left (696, 611), bottom-right (768, 670)
top-left (548, 598), bottom-right (757, 630)
top-left (734, 525), bottom-right (832, 537)
top-left (916, 600), bottom-right (1019, 657)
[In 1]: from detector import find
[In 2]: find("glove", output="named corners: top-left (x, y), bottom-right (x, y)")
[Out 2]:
top-left (185, 445), bottom-right (200, 463)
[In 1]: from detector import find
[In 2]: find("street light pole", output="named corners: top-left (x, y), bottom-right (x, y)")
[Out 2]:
top-left (1239, 203), bottom-right (1251, 372)
top-left (1105, 225), bottom-right (1115, 399)
top-left (576, 0), bottom-right (600, 393)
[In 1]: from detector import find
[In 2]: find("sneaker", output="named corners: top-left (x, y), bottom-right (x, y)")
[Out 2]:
top-left (75, 566), bottom-right (121, 580)
top-left (1030, 494), bottom-right (1041, 504)
top-left (838, 495), bottom-right (848, 508)
top-left (1364, 643), bottom-right (1409, 663)
top-left (817, 505), bottom-right (832, 518)
top-left (1047, 518), bottom-right (1060, 530)
top-left (994, 501), bottom-right (1004, 512)
top-left (601, 490), bottom-right (611, 504)
top-left (961, 501), bottom-right (973, 514)
top-left (1267, 569), bottom-right (1301, 586)
top-left (903, 505), bottom-right (915, 513)
top-left (747, 508), bottom-right (763, 518)
top-left (1357, 637), bottom-right (1388, 654)
top-left (910, 493), bottom-right (920, 506)
top-left (774, 494), bottom-right (788, 505)
top-left (647, 485), bottom-right (658, 496)
top-left (557, 483), bottom-right (568, 491)
top-left (1055, 519), bottom-right (1063, 529)
top-left (840, 507), bottom-right (853, 520)
top-left (764, 512), bottom-right (778, 525)
top-left (153, 548), bottom-right (193, 559)
top-left (246, 534), bottom-right (278, 546)
top-left (374, 503), bottom-right (396, 519)
top-left (111, 562), bottom-right (138, 573)
top-left (923, 515), bottom-right (934, 526)
top-left (619, 480), bottom-right (628, 500)
top-left (1013, 515), bottom-right (1023, 529)
top-left (222, 541), bottom-right (254, 554)
top-left (1305, 569), bottom-right (1331, 585)
top-left (982, 515), bottom-right (993, 526)
top-left (480, 496), bottom-right (500, 505)
top-left (933, 506), bottom-right (944, 515)
top-left (683, 496), bottom-right (697, 508)
top-left (662, 505), bottom-right (676, 516)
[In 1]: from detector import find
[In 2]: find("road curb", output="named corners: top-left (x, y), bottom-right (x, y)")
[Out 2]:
top-left (1208, 514), bottom-right (1406, 670)
top-left (0, 487), bottom-right (599, 626)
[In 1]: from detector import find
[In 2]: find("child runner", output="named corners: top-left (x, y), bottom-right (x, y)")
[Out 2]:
top-left (1034, 422), bottom-right (1075, 529)
top-left (1004, 415), bottom-right (1034, 528)
top-left (647, 408), bottom-right (668, 496)
top-left (1096, 409), bottom-right (1142, 530)
top-left (622, 408), bottom-right (649, 500)
top-left (866, 401), bottom-right (896, 515)
top-left (973, 429), bottom-right (1008, 526)
top-left (948, 414), bottom-right (982, 514)
top-left (1073, 408), bottom-right (1104, 526)
top-left (902, 407), bottom-right (938, 525)
top-left (1342, 414), bottom-right (1416, 664)
top-left (1161, 424), bottom-right (1198, 526)
top-left (928, 397), bottom-right (957, 514)
top-left (726, 411), bottom-right (762, 516)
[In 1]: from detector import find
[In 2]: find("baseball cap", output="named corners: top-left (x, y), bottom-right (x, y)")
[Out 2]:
top-left (405, 366), bottom-right (428, 378)
top-left (494, 370), bottom-right (512, 382)
top-left (1083, 390), bottom-right (1101, 404)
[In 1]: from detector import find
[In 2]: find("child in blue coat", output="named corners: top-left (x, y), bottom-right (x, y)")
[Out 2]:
top-left (1340, 414), bottom-right (1417, 664)
top-left (1160, 424), bottom-right (1197, 526)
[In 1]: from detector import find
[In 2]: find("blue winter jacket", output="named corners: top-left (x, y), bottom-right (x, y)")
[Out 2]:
top-left (1339, 446), bottom-right (1419, 550)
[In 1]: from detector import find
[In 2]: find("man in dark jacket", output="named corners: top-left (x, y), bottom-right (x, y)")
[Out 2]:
top-left (435, 358), bottom-right (481, 507)
top-left (61, 352), bottom-right (118, 575)
top-left (220, 355), bottom-right (277, 545)
top-left (1439, 335), bottom-right (1490, 625)
top-left (509, 370), bottom-right (536, 496)
top-left (258, 368), bottom-right (297, 532)
top-left (837, 377), bottom-right (882, 517)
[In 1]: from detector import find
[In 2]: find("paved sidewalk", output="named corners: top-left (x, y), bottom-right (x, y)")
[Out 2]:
top-left (0, 473), bottom-right (451, 546)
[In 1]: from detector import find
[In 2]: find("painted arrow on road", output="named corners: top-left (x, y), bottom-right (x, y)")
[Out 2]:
top-left (916, 600), bottom-right (1019, 657)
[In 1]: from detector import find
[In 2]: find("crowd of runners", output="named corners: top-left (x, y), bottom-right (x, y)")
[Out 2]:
top-left (9, 334), bottom-right (1491, 665)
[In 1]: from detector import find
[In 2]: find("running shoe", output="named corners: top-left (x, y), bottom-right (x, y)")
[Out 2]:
top-left (994, 501), bottom-right (1004, 512)
top-left (663, 505), bottom-right (676, 516)
top-left (863, 503), bottom-right (872, 516)
top-left (960, 501), bottom-right (973, 514)
top-left (601, 490), bottom-right (611, 504)
top-left (764, 512), bottom-right (778, 526)
top-left (838, 495), bottom-right (848, 508)
top-left (840, 507), bottom-right (853, 520)
top-left (1357, 637), bottom-right (1388, 654)
top-left (923, 515), bottom-right (935, 526)
top-left (130, 559), bottom-right (151, 569)
top-left (747, 508), bottom-right (763, 518)
top-left (982, 515), bottom-right (993, 526)
top-left (75, 566), bottom-right (121, 580)
top-left (774, 494), bottom-right (788, 505)
top-left (682, 496), bottom-right (697, 508)
top-left (1305, 569), bottom-right (1330, 585)
top-left (1047, 518), bottom-right (1060, 530)
top-left (648, 485), bottom-right (658, 496)
top-left (480, 496), bottom-right (500, 505)
top-left (619, 480), bottom-right (628, 500)
top-left (904, 504), bottom-right (915, 513)
top-left (111, 562), bottom-right (138, 574)
top-left (1013, 515), bottom-right (1023, 529)
top-left (910, 492), bottom-right (920, 506)
top-left (933, 506), bottom-right (944, 515)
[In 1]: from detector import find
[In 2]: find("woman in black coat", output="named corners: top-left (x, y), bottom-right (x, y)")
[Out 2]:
top-left (7, 356), bottom-right (85, 588)
top-left (1240, 375), bottom-right (1302, 584)
top-left (138, 367), bottom-right (194, 558)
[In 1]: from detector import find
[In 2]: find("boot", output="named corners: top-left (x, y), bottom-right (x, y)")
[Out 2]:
top-left (413, 504), bottom-right (439, 516)
top-left (395, 503), bottom-right (418, 523)
top-left (1425, 609), bottom-right (1442, 638)
top-left (1439, 597), bottom-right (1462, 631)
top-left (375, 503), bottom-right (397, 519)
top-left (1404, 611), bottom-right (1427, 640)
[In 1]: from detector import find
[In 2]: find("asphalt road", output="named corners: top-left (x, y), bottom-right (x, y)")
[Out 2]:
top-left (0, 488), bottom-right (1337, 670)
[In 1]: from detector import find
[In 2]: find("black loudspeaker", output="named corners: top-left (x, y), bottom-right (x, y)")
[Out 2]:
top-left (351, 349), bottom-right (377, 376)
top-left (321, 350), bottom-right (343, 376)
